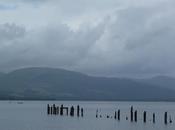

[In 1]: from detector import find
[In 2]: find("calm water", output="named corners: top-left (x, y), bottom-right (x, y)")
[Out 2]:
top-left (0, 101), bottom-right (175, 130)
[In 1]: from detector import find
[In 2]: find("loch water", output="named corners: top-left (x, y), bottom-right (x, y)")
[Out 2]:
top-left (0, 101), bottom-right (175, 130)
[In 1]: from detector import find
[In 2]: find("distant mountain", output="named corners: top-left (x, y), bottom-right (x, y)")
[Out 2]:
top-left (0, 67), bottom-right (175, 101)
top-left (0, 72), bottom-right (5, 77)
top-left (136, 76), bottom-right (175, 90)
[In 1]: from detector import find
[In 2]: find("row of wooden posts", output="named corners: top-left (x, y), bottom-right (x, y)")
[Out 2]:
top-left (47, 105), bottom-right (172, 125)
top-left (47, 104), bottom-right (84, 117)
top-left (96, 106), bottom-right (172, 125)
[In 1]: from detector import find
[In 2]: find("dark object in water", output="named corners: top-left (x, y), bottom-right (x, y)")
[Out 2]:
top-left (81, 108), bottom-right (84, 117)
top-left (114, 111), bottom-right (117, 119)
top-left (164, 112), bottom-right (168, 125)
top-left (143, 111), bottom-right (146, 123)
top-left (70, 106), bottom-right (74, 116)
top-left (47, 104), bottom-right (50, 115)
top-left (153, 113), bottom-right (155, 123)
top-left (96, 109), bottom-right (98, 118)
top-left (130, 106), bottom-right (133, 122)
top-left (77, 105), bottom-right (80, 117)
top-left (134, 110), bottom-right (137, 122)
top-left (53, 104), bottom-right (56, 115)
top-left (60, 104), bottom-right (63, 116)
top-left (169, 116), bottom-right (172, 123)
top-left (126, 116), bottom-right (128, 120)
top-left (56, 107), bottom-right (59, 115)
top-left (118, 110), bottom-right (120, 121)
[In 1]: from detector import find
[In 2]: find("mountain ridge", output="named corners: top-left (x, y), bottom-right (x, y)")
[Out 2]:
top-left (0, 67), bottom-right (175, 101)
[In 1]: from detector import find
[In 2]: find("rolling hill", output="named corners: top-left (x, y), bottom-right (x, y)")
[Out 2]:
top-left (0, 67), bottom-right (175, 101)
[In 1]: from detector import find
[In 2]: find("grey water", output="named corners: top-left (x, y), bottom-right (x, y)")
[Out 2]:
top-left (0, 101), bottom-right (175, 130)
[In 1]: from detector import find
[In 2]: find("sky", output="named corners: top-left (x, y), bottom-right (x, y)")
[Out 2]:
top-left (0, 0), bottom-right (175, 78)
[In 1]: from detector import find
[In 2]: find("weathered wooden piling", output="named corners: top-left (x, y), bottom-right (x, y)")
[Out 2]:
top-left (118, 109), bottom-right (120, 121)
top-left (153, 113), bottom-right (155, 123)
top-left (164, 112), bottom-right (168, 125)
top-left (77, 105), bottom-right (80, 117)
top-left (60, 104), bottom-right (63, 116)
top-left (51, 105), bottom-right (53, 115)
top-left (56, 106), bottom-right (59, 115)
top-left (114, 111), bottom-right (117, 119)
top-left (65, 107), bottom-right (69, 115)
top-left (70, 106), bottom-right (74, 116)
top-left (47, 104), bottom-right (50, 115)
top-left (96, 109), bottom-right (98, 118)
top-left (134, 110), bottom-right (137, 122)
top-left (143, 111), bottom-right (146, 123)
top-left (169, 116), bottom-right (172, 123)
top-left (131, 106), bottom-right (133, 122)
top-left (53, 104), bottom-right (56, 115)
top-left (81, 108), bottom-right (84, 117)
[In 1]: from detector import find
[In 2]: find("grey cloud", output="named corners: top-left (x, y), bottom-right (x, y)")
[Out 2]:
top-left (0, 22), bottom-right (104, 72)
top-left (73, 2), bottom-right (175, 77)
top-left (0, 4), bottom-right (17, 10)
top-left (0, 0), bottom-right (175, 78)
top-left (0, 23), bottom-right (25, 42)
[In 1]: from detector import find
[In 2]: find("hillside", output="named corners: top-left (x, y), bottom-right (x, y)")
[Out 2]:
top-left (0, 67), bottom-right (175, 101)
top-left (136, 76), bottom-right (175, 90)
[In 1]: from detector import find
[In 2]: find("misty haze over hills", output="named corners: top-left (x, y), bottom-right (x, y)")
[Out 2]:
top-left (0, 67), bottom-right (175, 101)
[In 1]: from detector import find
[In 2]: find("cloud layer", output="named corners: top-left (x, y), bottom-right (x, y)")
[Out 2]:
top-left (0, 0), bottom-right (175, 77)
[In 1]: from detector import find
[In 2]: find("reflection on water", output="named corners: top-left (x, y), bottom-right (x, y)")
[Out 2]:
top-left (0, 101), bottom-right (175, 130)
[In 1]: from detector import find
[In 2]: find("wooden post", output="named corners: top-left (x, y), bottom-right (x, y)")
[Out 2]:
top-left (81, 108), bottom-right (84, 117)
top-left (134, 110), bottom-right (137, 122)
top-left (143, 111), bottom-right (146, 123)
top-left (56, 107), bottom-right (59, 115)
top-left (131, 106), bottom-right (133, 122)
top-left (118, 109), bottom-right (120, 121)
top-left (114, 111), bottom-right (117, 119)
top-left (164, 112), bottom-right (168, 125)
top-left (47, 104), bottom-right (50, 115)
top-left (60, 104), bottom-right (63, 116)
top-left (96, 109), bottom-right (98, 118)
top-left (77, 105), bottom-right (80, 117)
top-left (51, 105), bottom-right (53, 115)
top-left (153, 113), bottom-right (155, 123)
top-left (66, 108), bottom-right (68, 115)
top-left (53, 104), bottom-right (56, 115)
top-left (169, 115), bottom-right (172, 123)
top-left (70, 106), bottom-right (74, 116)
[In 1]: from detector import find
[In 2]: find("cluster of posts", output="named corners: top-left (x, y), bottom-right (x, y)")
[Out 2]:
top-left (47, 104), bottom-right (84, 117)
top-left (96, 106), bottom-right (173, 125)
top-left (47, 104), bottom-right (173, 125)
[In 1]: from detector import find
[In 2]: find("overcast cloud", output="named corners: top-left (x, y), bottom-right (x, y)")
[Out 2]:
top-left (0, 0), bottom-right (174, 77)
